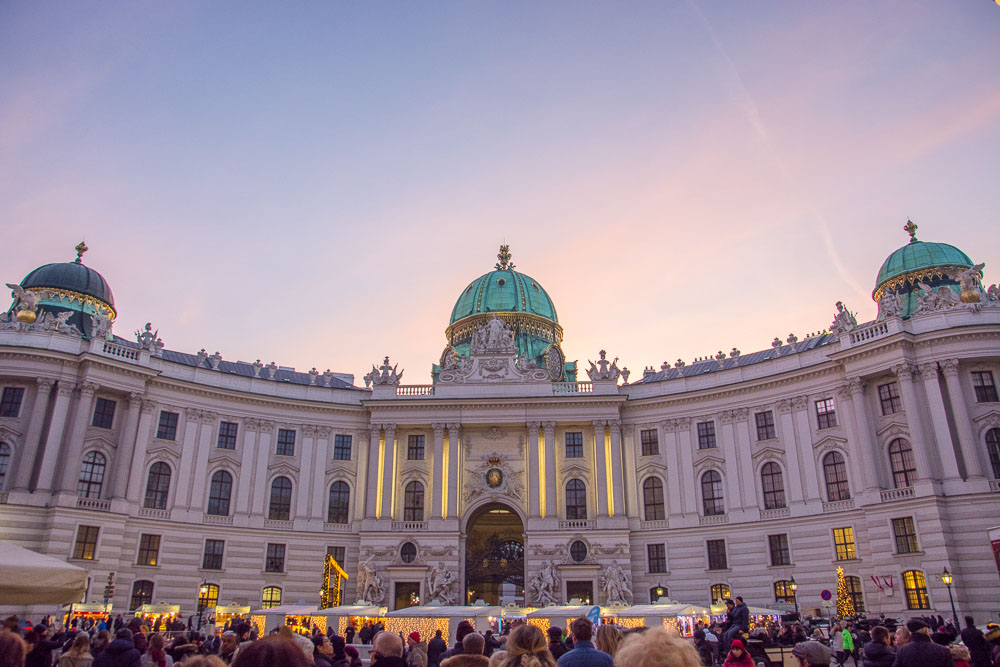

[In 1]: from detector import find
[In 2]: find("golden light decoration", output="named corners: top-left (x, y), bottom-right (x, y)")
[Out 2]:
top-left (528, 618), bottom-right (550, 635)
top-left (250, 615), bottom-right (266, 637)
top-left (384, 617), bottom-right (450, 643)
top-left (662, 618), bottom-right (680, 634)
top-left (609, 617), bottom-right (645, 630)
top-left (320, 554), bottom-right (349, 610)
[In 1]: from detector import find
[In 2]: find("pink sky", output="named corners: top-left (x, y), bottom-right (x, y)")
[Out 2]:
top-left (2, 2), bottom-right (998, 383)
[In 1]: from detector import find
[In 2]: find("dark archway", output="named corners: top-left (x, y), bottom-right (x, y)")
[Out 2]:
top-left (464, 502), bottom-right (524, 605)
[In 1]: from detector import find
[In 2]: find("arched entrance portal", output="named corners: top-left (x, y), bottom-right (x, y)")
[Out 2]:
top-left (464, 503), bottom-right (525, 605)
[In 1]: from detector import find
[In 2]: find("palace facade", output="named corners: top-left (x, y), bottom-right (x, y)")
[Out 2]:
top-left (2, 228), bottom-right (1000, 620)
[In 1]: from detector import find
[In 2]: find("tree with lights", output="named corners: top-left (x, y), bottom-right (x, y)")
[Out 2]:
top-left (836, 566), bottom-right (855, 617)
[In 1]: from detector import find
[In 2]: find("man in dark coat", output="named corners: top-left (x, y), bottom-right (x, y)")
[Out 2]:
top-left (556, 617), bottom-right (612, 667)
top-left (94, 628), bottom-right (142, 667)
top-left (892, 620), bottom-right (954, 667)
top-left (427, 629), bottom-right (448, 667)
top-left (547, 627), bottom-right (569, 660)
top-left (443, 621), bottom-right (475, 659)
top-left (961, 616), bottom-right (992, 667)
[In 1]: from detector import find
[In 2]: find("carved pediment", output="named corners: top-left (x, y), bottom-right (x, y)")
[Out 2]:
top-left (146, 444), bottom-right (181, 464)
top-left (693, 454), bottom-right (726, 473)
top-left (207, 447), bottom-right (242, 467)
top-left (635, 459), bottom-right (667, 475)
top-left (83, 435), bottom-right (118, 452)
top-left (752, 446), bottom-right (786, 463)
top-left (0, 424), bottom-right (24, 443)
top-left (438, 315), bottom-right (551, 384)
top-left (266, 460), bottom-right (300, 477)
top-left (973, 411), bottom-right (1000, 430)
top-left (465, 452), bottom-right (524, 505)
top-left (875, 422), bottom-right (910, 443)
top-left (560, 463), bottom-right (592, 480)
top-left (812, 435), bottom-right (848, 451)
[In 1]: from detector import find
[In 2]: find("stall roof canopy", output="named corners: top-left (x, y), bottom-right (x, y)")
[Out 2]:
top-left (387, 602), bottom-right (501, 618)
top-left (0, 540), bottom-right (87, 605)
top-left (319, 605), bottom-right (386, 617)
top-left (251, 604), bottom-right (320, 616)
top-left (614, 603), bottom-right (710, 617)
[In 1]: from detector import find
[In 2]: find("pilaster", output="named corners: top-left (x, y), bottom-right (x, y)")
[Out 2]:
top-left (893, 363), bottom-right (935, 480)
top-left (125, 400), bottom-right (158, 503)
top-left (592, 419), bottom-right (608, 517)
top-left (365, 425), bottom-right (381, 519)
top-left (56, 381), bottom-right (98, 493)
top-left (941, 359), bottom-right (985, 479)
top-left (526, 421), bottom-right (541, 518)
top-left (608, 419), bottom-right (625, 517)
top-left (11, 378), bottom-right (53, 491)
top-left (379, 424), bottom-right (397, 519)
top-left (542, 421), bottom-right (557, 518)
top-left (35, 382), bottom-right (74, 492)
top-left (431, 423), bottom-right (446, 519)
top-left (110, 392), bottom-right (144, 499)
top-left (919, 362), bottom-right (962, 480)
top-left (446, 422), bottom-right (461, 518)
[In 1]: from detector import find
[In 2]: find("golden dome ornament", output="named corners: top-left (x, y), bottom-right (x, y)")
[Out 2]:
top-left (6, 283), bottom-right (40, 323)
top-left (16, 308), bottom-right (37, 323)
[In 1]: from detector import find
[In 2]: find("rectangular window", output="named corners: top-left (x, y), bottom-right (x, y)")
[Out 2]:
top-left (217, 421), bottom-right (238, 449)
top-left (697, 421), bottom-right (717, 449)
top-left (833, 527), bottom-right (857, 561)
top-left (407, 434), bottom-right (425, 460)
top-left (815, 398), bottom-right (837, 429)
top-left (202, 539), bottom-right (224, 570)
top-left (156, 411), bottom-right (179, 440)
top-left (0, 387), bottom-right (25, 418)
top-left (565, 432), bottom-right (584, 458)
top-left (755, 411), bottom-right (776, 440)
top-left (707, 539), bottom-right (728, 570)
top-left (878, 382), bottom-right (902, 415)
top-left (892, 517), bottom-right (919, 554)
top-left (647, 543), bottom-right (667, 574)
top-left (973, 371), bottom-right (999, 403)
top-left (73, 525), bottom-right (100, 560)
top-left (92, 397), bottom-right (116, 429)
top-left (265, 543), bottom-right (286, 573)
top-left (640, 429), bottom-right (659, 456)
top-left (276, 429), bottom-right (296, 456)
top-left (327, 546), bottom-right (346, 566)
top-left (137, 534), bottom-right (160, 566)
top-left (333, 434), bottom-right (352, 461)
top-left (768, 534), bottom-right (791, 566)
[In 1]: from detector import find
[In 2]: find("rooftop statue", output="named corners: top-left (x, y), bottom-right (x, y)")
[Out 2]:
top-left (587, 349), bottom-right (621, 381)
top-left (6, 283), bottom-right (39, 323)
top-left (364, 356), bottom-right (403, 387)
top-left (830, 301), bottom-right (858, 334)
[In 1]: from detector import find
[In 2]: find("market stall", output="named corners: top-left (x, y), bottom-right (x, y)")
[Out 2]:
top-left (139, 603), bottom-right (182, 631)
top-left (317, 603), bottom-right (386, 637)
top-left (212, 603), bottom-right (251, 629)
top-left (67, 602), bottom-right (112, 627)
top-left (385, 601), bottom-right (501, 644)
top-left (747, 605), bottom-right (783, 628)
top-left (613, 600), bottom-right (710, 636)
top-left (249, 604), bottom-right (322, 637)
top-left (0, 540), bottom-right (88, 605)
top-left (497, 604), bottom-right (537, 633)
top-left (525, 602), bottom-right (605, 635)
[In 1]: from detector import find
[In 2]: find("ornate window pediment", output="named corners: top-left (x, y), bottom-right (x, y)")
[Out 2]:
top-left (812, 434), bottom-right (848, 451)
top-left (635, 459), bottom-right (667, 476)
top-left (973, 411), bottom-right (1000, 431)
top-left (266, 460), bottom-right (299, 478)
top-left (146, 444), bottom-right (181, 464)
top-left (693, 454), bottom-right (726, 475)
top-left (752, 446), bottom-right (786, 463)
top-left (876, 421), bottom-right (909, 439)
top-left (0, 424), bottom-right (23, 443)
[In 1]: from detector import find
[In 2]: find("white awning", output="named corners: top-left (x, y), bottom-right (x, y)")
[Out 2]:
top-left (0, 540), bottom-right (88, 605)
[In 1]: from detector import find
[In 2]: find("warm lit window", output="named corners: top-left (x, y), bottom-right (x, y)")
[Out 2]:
top-left (207, 471), bottom-right (233, 516)
top-left (156, 411), bottom-right (178, 440)
top-left (261, 586), bottom-right (282, 609)
top-left (143, 462), bottom-right (171, 510)
top-left (774, 580), bottom-right (796, 604)
top-left (833, 527), bottom-right (857, 561)
top-left (333, 434), bottom-right (352, 460)
top-left (815, 398), bottom-right (837, 429)
top-left (642, 477), bottom-right (665, 521)
top-left (327, 481), bottom-right (350, 524)
top-left (889, 439), bottom-right (917, 488)
top-left (72, 525), bottom-right (99, 560)
top-left (276, 429), bottom-right (295, 456)
top-left (640, 429), bottom-right (659, 456)
top-left (403, 481), bottom-right (424, 521)
top-left (0, 387), bottom-right (25, 418)
top-left (892, 517), bottom-right (919, 553)
top-left (197, 583), bottom-right (219, 614)
top-left (707, 540), bottom-right (727, 570)
top-left (202, 539), bottom-right (224, 570)
top-left (845, 575), bottom-right (865, 612)
top-left (768, 534), bottom-right (790, 566)
top-left (217, 421), bottom-right (238, 449)
top-left (265, 543), bottom-right (286, 573)
top-left (77, 451), bottom-right (106, 499)
top-left (761, 462), bottom-right (786, 510)
top-left (878, 382), bottom-right (902, 415)
top-left (407, 434), bottom-right (425, 460)
top-left (565, 432), bottom-right (584, 458)
top-left (137, 534), bottom-right (160, 566)
top-left (701, 470), bottom-right (724, 516)
top-left (711, 584), bottom-right (731, 603)
top-left (92, 397), bottom-right (116, 429)
top-left (566, 479), bottom-right (587, 519)
top-left (902, 570), bottom-right (929, 610)
top-left (697, 421), bottom-right (717, 449)
top-left (130, 580), bottom-right (154, 611)
top-left (647, 543), bottom-right (666, 573)
top-left (755, 411), bottom-right (776, 440)
top-left (823, 451), bottom-right (851, 501)
top-left (973, 371), bottom-right (999, 403)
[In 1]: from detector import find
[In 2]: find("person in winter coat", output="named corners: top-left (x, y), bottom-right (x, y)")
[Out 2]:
top-left (140, 633), bottom-right (172, 667)
top-left (444, 622), bottom-right (477, 661)
top-left (692, 630), bottom-right (714, 667)
top-left (960, 617), bottom-right (992, 667)
top-left (442, 634), bottom-right (489, 667)
top-left (93, 629), bottom-right (141, 667)
top-left (861, 625), bottom-right (894, 667)
top-left (59, 633), bottom-right (95, 667)
top-left (546, 628), bottom-right (568, 661)
top-left (722, 639), bottom-right (754, 667)
top-left (427, 630), bottom-right (448, 667)
top-left (840, 623), bottom-right (857, 666)
top-left (891, 620), bottom-right (954, 667)
top-left (345, 626), bottom-right (356, 645)
top-left (407, 633), bottom-right (429, 667)
top-left (950, 644), bottom-right (972, 667)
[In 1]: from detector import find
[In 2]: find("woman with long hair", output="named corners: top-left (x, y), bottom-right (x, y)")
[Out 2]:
top-left (141, 633), bottom-right (173, 667)
top-left (57, 634), bottom-right (94, 667)
top-left (594, 626), bottom-right (621, 658)
top-left (499, 625), bottom-right (556, 667)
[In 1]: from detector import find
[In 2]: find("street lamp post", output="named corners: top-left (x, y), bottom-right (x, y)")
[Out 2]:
top-left (197, 582), bottom-right (208, 631)
top-left (653, 585), bottom-right (666, 603)
top-left (942, 568), bottom-right (958, 628)
top-left (789, 577), bottom-right (799, 619)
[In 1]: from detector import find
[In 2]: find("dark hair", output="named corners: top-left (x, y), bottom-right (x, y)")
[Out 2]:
top-left (456, 621), bottom-right (475, 643)
top-left (435, 630), bottom-right (442, 638)
top-left (871, 626), bottom-right (890, 643)
top-left (736, 596), bottom-right (744, 603)
top-left (0, 632), bottom-right (27, 667)
top-left (570, 617), bottom-right (592, 642)
top-left (235, 622), bottom-right (251, 638)
top-left (232, 636), bottom-right (311, 667)
top-left (966, 616), bottom-right (976, 628)
top-left (115, 628), bottom-right (133, 641)
top-left (24, 631), bottom-right (39, 644)
top-left (547, 627), bottom-right (563, 642)
top-left (693, 629), bottom-right (706, 640)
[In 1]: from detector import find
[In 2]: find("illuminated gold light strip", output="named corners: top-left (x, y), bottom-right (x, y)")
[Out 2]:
top-left (390, 433), bottom-right (398, 519)
top-left (441, 437), bottom-right (449, 519)
top-left (537, 429), bottom-right (546, 518)
top-left (872, 266), bottom-right (965, 302)
top-left (375, 433), bottom-right (385, 519)
top-left (604, 430), bottom-right (614, 517)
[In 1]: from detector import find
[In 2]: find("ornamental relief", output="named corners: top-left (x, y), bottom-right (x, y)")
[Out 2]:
top-left (634, 458), bottom-right (667, 476)
top-left (973, 411), bottom-right (1000, 432)
top-left (811, 435), bottom-right (847, 453)
top-left (465, 452), bottom-right (524, 506)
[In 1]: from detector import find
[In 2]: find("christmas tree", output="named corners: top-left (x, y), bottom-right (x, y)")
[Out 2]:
top-left (836, 566), bottom-right (855, 617)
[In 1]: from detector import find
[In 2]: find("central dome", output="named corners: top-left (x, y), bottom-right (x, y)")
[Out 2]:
top-left (449, 268), bottom-right (558, 325)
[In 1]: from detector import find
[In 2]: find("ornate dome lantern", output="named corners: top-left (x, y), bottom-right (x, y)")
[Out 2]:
top-left (873, 221), bottom-right (974, 319)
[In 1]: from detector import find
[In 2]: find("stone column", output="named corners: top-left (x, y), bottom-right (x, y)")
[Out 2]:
top-left (35, 383), bottom-right (75, 492)
top-left (236, 419), bottom-right (259, 514)
top-left (354, 428), bottom-right (371, 521)
top-left (620, 424), bottom-right (638, 518)
top-left (126, 400), bottom-right (158, 503)
top-left (12, 378), bottom-right (53, 490)
top-left (543, 421), bottom-right (557, 518)
top-left (919, 362), bottom-right (962, 480)
top-left (675, 418), bottom-right (697, 515)
top-left (379, 424), bottom-right (397, 519)
top-left (431, 423), bottom-right (446, 519)
top-left (592, 420), bottom-right (608, 517)
top-left (446, 422), bottom-right (461, 518)
top-left (842, 379), bottom-right (881, 491)
top-left (174, 408), bottom-right (203, 509)
top-left (790, 398), bottom-right (822, 501)
top-left (251, 420), bottom-right (274, 515)
top-left (608, 420), bottom-right (625, 517)
top-left (525, 422), bottom-right (541, 518)
top-left (661, 420), bottom-right (683, 518)
top-left (310, 427), bottom-right (331, 521)
top-left (893, 363), bottom-right (935, 479)
top-left (941, 359), bottom-right (985, 479)
top-left (57, 381), bottom-right (98, 493)
top-left (297, 425), bottom-right (317, 519)
top-left (365, 425), bottom-right (381, 519)
top-left (188, 411), bottom-right (218, 511)
top-left (110, 392), bottom-right (144, 499)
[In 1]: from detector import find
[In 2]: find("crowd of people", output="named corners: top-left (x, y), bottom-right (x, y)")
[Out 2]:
top-left (2, 609), bottom-right (1000, 667)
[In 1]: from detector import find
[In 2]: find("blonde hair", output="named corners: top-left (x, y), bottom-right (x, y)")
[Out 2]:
top-left (68, 634), bottom-right (93, 657)
top-left (595, 625), bottom-right (622, 657)
top-left (183, 657), bottom-right (226, 667)
top-left (500, 625), bottom-right (556, 667)
top-left (613, 628), bottom-right (701, 667)
top-left (489, 649), bottom-right (508, 667)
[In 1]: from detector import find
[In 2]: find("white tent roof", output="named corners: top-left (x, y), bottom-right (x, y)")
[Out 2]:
top-left (747, 606), bottom-right (784, 617)
top-left (0, 540), bottom-right (88, 605)
top-left (387, 602), bottom-right (501, 618)
top-left (250, 604), bottom-right (319, 616)
top-left (317, 605), bottom-right (386, 617)
top-left (613, 603), bottom-right (710, 618)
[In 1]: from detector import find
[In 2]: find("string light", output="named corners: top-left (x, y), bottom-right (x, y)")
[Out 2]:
top-left (836, 567), bottom-right (855, 617)
top-left (384, 618), bottom-right (450, 642)
top-left (528, 618), bottom-right (550, 635)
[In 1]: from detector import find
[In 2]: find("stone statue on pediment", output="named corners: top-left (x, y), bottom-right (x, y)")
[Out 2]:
top-left (470, 315), bottom-right (517, 355)
top-left (830, 301), bottom-right (858, 334)
top-left (587, 350), bottom-right (621, 381)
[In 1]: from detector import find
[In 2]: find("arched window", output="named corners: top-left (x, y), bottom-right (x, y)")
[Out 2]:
top-left (268, 476), bottom-right (293, 520)
top-left (889, 439), bottom-right (917, 488)
top-left (844, 575), bottom-right (865, 612)
top-left (760, 462), bottom-right (786, 510)
top-left (986, 428), bottom-right (1000, 479)
top-left (566, 479), bottom-right (587, 520)
top-left (774, 580), bottom-right (796, 604)
top-left (207, 471), bottom-right (232, 516)
top-left (77, 451), bottom-right (106, 499)
top-left (143, 462), bottom-right (171, 510)
top-left (823, 451), bottom-right (850, 501)
top-left (902, 570), bottom-right (929, 610)
top-left (130, 580), bottom-right (154, 611)
top-left (642, 477), bottom-right (665, 521)
top-left (710, 583), bottom-right (731, 603)
top-left (327, 481), bottom-right (350, 524)
top-left (403, 481), bottom-right (424, 521)
top-left (261, 586), bottom-right (282, 609)
top-left (0, 443), bottom-right (10, 488)
top-left (701, 470), bottom-right (724, 516)
top-left (197, 583), bottom-right (219, 614)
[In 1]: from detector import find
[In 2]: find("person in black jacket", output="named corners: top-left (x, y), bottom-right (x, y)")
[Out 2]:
top-left (891, 620), bottom-right (953, 667)
top-left (960, 616), bottom-right (992, 667)
top-left (547, 627), bottom-right (569, 660)
top-left (443, 621), bottom-right (475, 659)
top-left (861, 625), bottom-right (894, 667)
top-left (692, 630), bottom-right (714, 667)
top-left (93, 628), bottom-right (141, 667)
top-left (428, 630), bottom-right (448, 667)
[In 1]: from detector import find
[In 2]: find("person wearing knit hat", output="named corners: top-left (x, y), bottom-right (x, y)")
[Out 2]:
top-left (722, 639), bottom-right (754, 667)
top-left (406, 630), bottom-right (428, 667)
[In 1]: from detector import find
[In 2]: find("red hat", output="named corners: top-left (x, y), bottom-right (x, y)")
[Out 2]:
top-left (730, 639), bottom-right (745, 650)
top-left (408, 631), bottom-right (421, 643)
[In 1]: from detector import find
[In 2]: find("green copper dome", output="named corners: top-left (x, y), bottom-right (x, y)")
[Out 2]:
top-left (22, 260), bottom-right (115, 309)
top-left (450, 269), bottom-right (558, 324)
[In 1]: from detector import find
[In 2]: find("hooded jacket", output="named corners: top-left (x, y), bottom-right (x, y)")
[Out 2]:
top-left (861, 641), bottom-right (895, 667)
top-left (93, 639), bottom-right (141, 667)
